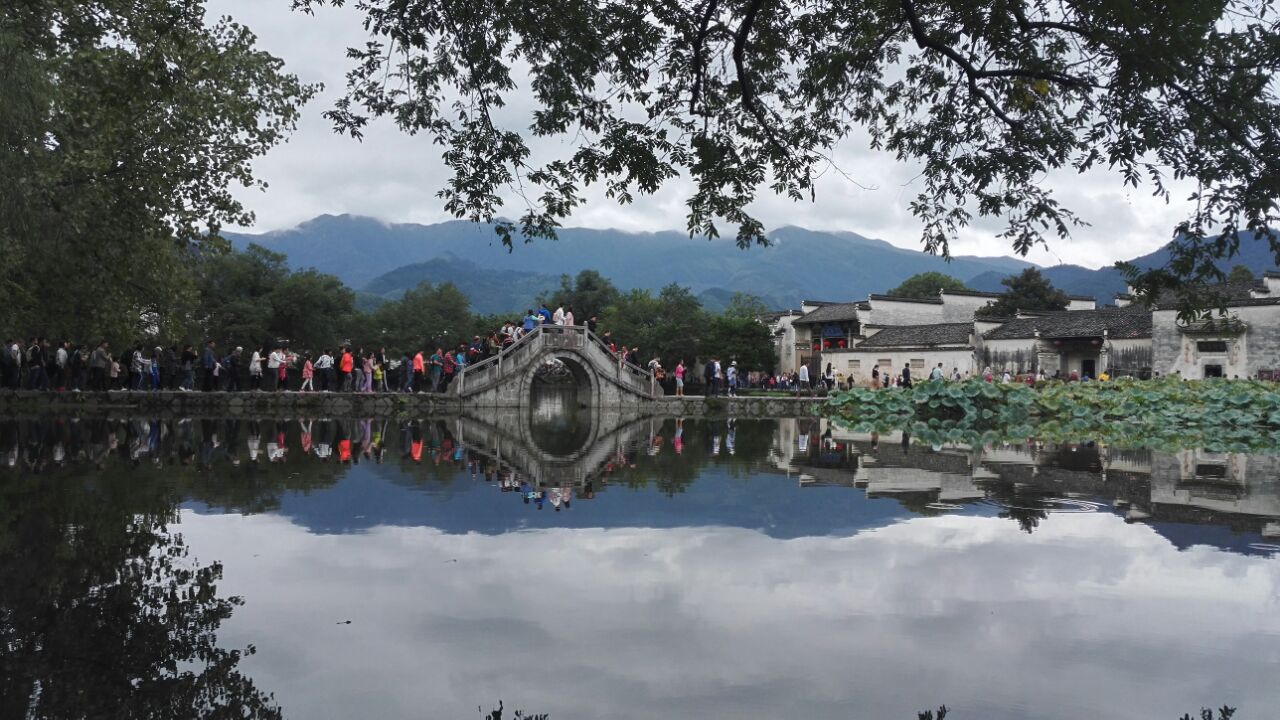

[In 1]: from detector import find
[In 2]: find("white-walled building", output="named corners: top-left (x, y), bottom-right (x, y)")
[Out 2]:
top-left (841, 322), bottom-right (977, 385)
top-left (979, 306), bottom-right (1152, 378)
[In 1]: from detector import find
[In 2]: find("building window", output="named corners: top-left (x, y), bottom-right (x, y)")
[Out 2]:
top-left (1194, 464), bottom-right (1228, 480)
top-left (910, 358), bottom-right (925, 371)
top-left (1197, 340), bottom-right (1228, 353)
top-left (1204, 364), bottom-right (1224, 378)
top-left (846, 359), bottom-right (860, 371)
top-left (878, 359), bottom-right (892, 370)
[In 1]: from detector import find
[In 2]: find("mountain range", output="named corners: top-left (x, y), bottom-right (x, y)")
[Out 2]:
top-left (226, 215), bottom-right (1279, 314)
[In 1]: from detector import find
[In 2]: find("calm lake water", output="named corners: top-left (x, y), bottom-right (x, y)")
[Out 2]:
top-left (3, 388), bottom-right (1279, 719)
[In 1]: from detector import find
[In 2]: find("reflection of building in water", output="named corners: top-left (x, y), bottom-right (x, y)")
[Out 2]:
top-left (1149, 450), bottom-right (1280, 536)
top-left (784, 419), bottom-right (1280, 546)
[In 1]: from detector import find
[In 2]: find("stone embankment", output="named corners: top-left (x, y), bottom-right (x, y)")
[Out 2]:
top-left (0, 390), bottom-right (824, 418)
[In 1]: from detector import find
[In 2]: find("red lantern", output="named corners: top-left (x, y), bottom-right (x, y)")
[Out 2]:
top-left (837, 339), bottom-right (847, 348)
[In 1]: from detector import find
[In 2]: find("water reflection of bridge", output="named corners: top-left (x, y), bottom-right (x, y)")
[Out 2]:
top-left (780, 419), bottom-right (1280, 540)
top-left (454, 406), bottom-right (652, 489)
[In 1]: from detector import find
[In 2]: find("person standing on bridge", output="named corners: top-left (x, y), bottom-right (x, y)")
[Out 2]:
top-left (429, 347), bottom-right (444, 392)
top-left (339, 347), bottom-right (354, 392)
top-left (410, 349), bottom-right (424, 392)
top-left (704, 358), bottom-right (717, 396)
top-left (552, 304), bottom-right (566, 326)
top-left (564, 306), bottom-right (574, 327)
top-left (300, 354), bottom-right (314, 391)
top-left (674, 360), bottom-right (685, 396)
top-left (201, 341), bottom-right (217, 392)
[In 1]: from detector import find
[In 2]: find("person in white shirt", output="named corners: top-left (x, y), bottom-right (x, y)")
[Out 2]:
top-left (314, 351), bottom-right (333, 391)
top-left (797, 363), bottom-right (811, 394)
top-left (248, 348), bottom-right (263, 390)
top-left (726, 361), bottom-right (738, 396)
top-left (266, 348), bottom-right (282, 391)
top-left (552, 306), bottom-right (566, 325)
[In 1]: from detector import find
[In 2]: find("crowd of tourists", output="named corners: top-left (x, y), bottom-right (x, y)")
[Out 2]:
top-left (0, 303), bottom-right (756, 395)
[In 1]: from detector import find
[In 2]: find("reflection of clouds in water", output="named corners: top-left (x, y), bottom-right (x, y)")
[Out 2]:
top-left (181, 513), bottom-right (1280, 720)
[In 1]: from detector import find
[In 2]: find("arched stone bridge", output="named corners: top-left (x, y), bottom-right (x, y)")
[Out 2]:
top-left (453, 409), bottom-right (653, 489)
top-left (451, 325), bottom-right (663, 407)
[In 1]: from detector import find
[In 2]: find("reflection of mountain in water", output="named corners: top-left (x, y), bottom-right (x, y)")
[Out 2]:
top-left (3, 414), bottom-right (1279, 555)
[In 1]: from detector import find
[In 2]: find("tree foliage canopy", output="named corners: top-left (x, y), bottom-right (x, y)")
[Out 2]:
top-left (1227, 264), bottom-right (1256, 284)
top-left (887, 272), bottom-right (970, 299)
top-left (538, 270), bottom-right (622, 318)
top-left (724, 292), bottom-right (771, 319)
top-left (977, 268), bottom-right (1069, 317)
top-left (599, 284), bottom-right (775, 370)
top-left (1, 1), bottom-right (317, 340)
top-left (300, 0), bottom-right (1280, 313)
top-left (198, 245), bottom-right (356, 351)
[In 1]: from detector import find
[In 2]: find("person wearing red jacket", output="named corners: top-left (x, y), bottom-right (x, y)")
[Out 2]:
top-left (339, 347), bottom-right (354, 392)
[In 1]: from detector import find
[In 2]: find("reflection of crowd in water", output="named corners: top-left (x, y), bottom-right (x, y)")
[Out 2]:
top-left (0, 417), bottom-right (478, 472)
top-left (2, 415), bottom-right (758, 516)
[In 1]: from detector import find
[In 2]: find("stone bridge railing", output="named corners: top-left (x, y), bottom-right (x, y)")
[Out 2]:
top-left (452, 325), bottom-right (660, 404)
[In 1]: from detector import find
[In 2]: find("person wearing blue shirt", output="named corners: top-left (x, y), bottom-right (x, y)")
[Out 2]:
top-left (201, 341), bottom-right (217, 392)
top-left (538, 304), bottom-right (552, 324)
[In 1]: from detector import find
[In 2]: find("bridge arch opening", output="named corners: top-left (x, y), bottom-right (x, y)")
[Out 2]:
top-left (527, 356), bottom-right (596, 457)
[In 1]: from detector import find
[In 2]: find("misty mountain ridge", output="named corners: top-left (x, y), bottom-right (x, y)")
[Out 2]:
top-left (227, 214), bottom-right (1279, 313)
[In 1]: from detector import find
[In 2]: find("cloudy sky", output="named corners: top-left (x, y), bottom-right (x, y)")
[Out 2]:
top-left (187, 511), bottom-right (1280, 720)
top-left (209, 0), bottom-right (1197, 269)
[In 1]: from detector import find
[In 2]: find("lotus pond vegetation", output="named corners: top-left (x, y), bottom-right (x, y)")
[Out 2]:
top-left (824, 377), bottom-right (1280, 453)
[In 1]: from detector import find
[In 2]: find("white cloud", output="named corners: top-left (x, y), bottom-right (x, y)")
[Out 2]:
top-left (209, 0), bottom-right (1198, 269)
top-left (180, 510), bottom-right (1280, 720)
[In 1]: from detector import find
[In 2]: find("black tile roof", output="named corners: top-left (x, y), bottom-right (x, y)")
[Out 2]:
top-left (982, 307), bottom-right (1152, 340)
top-left (939, 289), bottom-right (1002, 298)
top-left (1153, 295), bottom-right (1280, 310)
top-left (857, 322), bottom-right (973, 348)
top-left (1149, 279), bottom-right (1274, 310)
top-left (1067, 295), bottom-right (1096, 302)
top-left (868, 293), bottom-right (944, 305)
top-left (792, 302), bottom-right (863, 325)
